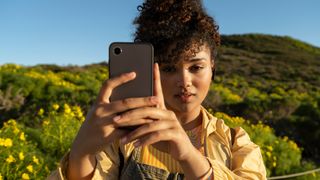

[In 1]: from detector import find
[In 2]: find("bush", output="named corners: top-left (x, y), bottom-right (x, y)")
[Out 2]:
top-left (0, 119), bottom-right (50, 179)
top-left (210, 110), bottom-right (319, 179)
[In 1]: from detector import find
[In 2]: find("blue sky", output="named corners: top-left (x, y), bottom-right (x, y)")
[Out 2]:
top-left (1, 0), bottom-right (319, 66)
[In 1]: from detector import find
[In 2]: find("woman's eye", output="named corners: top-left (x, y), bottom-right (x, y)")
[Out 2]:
top-left (161, 66), bottom-right (176, 73)
top-left (190, 65), bottom-right (204, 72)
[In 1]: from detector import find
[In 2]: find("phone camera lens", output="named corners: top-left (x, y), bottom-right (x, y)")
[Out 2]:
top-left (114, 47), bottom-right (122, 55)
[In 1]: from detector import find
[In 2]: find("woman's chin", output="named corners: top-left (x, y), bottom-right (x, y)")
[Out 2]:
top-left (166, 101), bottom-right (198, 113)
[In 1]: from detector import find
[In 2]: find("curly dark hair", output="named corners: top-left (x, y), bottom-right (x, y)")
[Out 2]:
top-left (133, 0), bottom-right (220, 65)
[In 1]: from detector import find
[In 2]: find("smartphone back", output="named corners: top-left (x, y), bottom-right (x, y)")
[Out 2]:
top-left (109, 42), bottom-right (154, 102)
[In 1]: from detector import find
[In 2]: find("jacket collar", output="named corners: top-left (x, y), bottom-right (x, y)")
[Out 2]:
top-left (200, 106), bottom-right (217, 136)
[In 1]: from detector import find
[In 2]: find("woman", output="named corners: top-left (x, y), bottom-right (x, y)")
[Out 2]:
top-left (50, 0), bottom-right (266, 179)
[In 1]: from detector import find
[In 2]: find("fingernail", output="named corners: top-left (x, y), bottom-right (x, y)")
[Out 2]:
top-left (113, 115), bottom-right (121, 121)
top-left (121, 137), bottom-right (127, 144)
top-left (127, 72), bottom-right (135, 78)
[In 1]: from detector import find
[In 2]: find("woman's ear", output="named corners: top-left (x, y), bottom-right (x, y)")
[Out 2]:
top-left (211, 62), bottom-right (215, 81)
top-left (211, 68), bottom-right (215, 81)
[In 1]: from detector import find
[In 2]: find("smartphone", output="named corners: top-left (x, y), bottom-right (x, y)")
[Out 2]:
top-left (108, 42), bottom-right (154, 102)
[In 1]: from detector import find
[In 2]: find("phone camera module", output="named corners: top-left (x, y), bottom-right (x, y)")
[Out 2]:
top-left (114, 47), bottom-right (122, 55)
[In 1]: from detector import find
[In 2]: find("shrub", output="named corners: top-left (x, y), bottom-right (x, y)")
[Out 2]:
top-left (210, 110), bottom-right (319, 179)
top-left (0, 119), bottom-right (50, 179)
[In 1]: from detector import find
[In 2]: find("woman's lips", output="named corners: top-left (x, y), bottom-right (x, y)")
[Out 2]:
top-left (174, 93), bottom-right (195, 103)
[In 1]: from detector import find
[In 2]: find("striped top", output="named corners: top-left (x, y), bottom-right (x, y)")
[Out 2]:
top-left (137, 124), bottom-right (204, 173)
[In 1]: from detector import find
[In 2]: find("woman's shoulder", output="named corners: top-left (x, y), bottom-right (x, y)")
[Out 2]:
top-left (201, 106), bottom-right (253, 145)
top-left (201, 106), bottom-right (231, 133)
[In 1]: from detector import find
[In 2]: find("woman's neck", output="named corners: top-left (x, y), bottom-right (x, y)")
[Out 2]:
top-left (174, 106), bottom-right (202, 131)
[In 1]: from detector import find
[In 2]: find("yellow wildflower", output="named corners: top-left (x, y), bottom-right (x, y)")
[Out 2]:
top-left (38, 108), bottom-right (44, 116)
top-left (0, 173), bottom-right (2, 180)
top-left (6, 119), bottom-right (17, 127)
top-left (266, 146), bottom-right (273, 151)
top-left (32, 156), bottom-right (39, 165)
top-left (26, 165), bottom-right (33, 173)
top-left (64, 104), bottom-right (71, 114)
top-left (73, 106), bottom-right (84, 119)
top-left (70, 112), bottom-right (75, 117)
top-left (80, 117), bottom-right (85, 122)
top-left (289, 140), bottom-right (299, 151)
top-left (78, 111), bottom-right (83, 118)
top-left (6, 155), bottom-right (16, 163)
top-left (13, 126), bottom-right (20, 134)
top-left (42, 120), bottom-right (50, 126)
top-left (266, 152), bottom-right (272, 158)
top-left (4, 138), bottom-right (13, 147)
top-left (52, 103), bottom-right (59, 111)
top-left (20, 132), bottom-right (26, 141)
top-left (273, 162), bottom-right (276, 167)
top-left (22, 173), bottom-right (30, 179)
top-left (19, 152), bottom-right (25, 160)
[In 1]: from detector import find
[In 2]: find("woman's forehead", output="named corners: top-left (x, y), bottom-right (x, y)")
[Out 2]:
top-left (160, 54), bottom-right (211, 67)
top-left (167, 41), bottom-right (210, 53)
top-left (156, 40), bottom-right (213, 65)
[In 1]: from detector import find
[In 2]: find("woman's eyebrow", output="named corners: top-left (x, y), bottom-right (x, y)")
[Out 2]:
top-left (187, 58), bottom-right (206, 62)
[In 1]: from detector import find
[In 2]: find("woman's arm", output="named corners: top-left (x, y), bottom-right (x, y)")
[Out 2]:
top-left (178, 146), bottom-right (213, 180)
top-left (47, 142), bottom-right (123, 180)
top-left (47, 71), bottom-right (159, 180)
top-left (205, 126), bottom-right (267, 180)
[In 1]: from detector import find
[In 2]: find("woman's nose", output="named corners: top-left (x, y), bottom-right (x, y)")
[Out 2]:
top-left (176, 70), bottom-right (192, 88)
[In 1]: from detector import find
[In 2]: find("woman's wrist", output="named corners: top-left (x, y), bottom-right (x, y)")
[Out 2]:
top-left (67, 148), bottom-right (97, 180)
top-left (178, 145), bottom-right (211, 180)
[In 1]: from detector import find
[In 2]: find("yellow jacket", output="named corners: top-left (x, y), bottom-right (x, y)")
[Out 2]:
top-left (48, 107), bottom-right (266, 180)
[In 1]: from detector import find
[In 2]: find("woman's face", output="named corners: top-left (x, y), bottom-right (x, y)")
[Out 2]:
top-left (159, 44), bottom-right (213, 113)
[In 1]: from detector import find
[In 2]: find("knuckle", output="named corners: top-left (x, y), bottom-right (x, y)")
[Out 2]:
top-left (153, 131), bottom-right (162, 138)
top-left (146, 96), bottom-right (156, 104)
top-left (121, 98), bottom-right (132, 107)
top-left (92, 109), bottom-right (101, 118)
top-left (145, 122), bottom-right (153, 129)
top-left (141, 106), bottom-right (150, 112)
top-left (166, 130), bottom-right (173, 138)
top-left (103, 79), bottom-right (112, 88)
top-left (145, 97), bottom-right (152, 104)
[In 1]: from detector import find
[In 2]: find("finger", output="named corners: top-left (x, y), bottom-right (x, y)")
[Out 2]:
top-left (96, 72), bottom-right (136, 104)
top-left (113, 107), bottom-right (174, 125)
top-left (133, 129), bottom-right (174, 147)
top-left (95, 97), bottom-right (158, 127)
top-left (113, 118), bottom-right (154, 127)
top-left (108, 96), bottom-right (158, 115)
top-left (121, 120), bottom-right (173, 144)
top-left (103, 128), bottom-right (130, 144)
top-left (95, 96), bottom-right (158, 120)
top-left (153, 63), bottom-right (166, 109)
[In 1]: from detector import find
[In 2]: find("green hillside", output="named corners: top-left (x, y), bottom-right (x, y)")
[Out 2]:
top-left (0, 34), bottom-right (320, 179)
top-left (218, 34), bottom-right (320, 86)
top-left (205, 33), bottom-right (320, 163)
